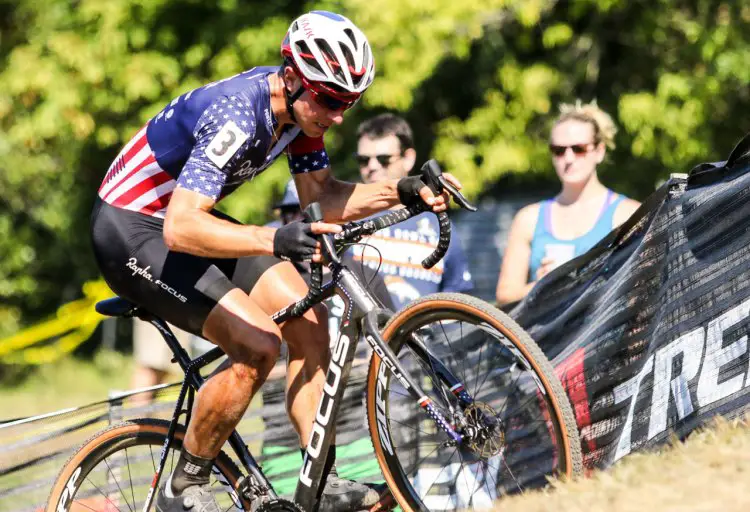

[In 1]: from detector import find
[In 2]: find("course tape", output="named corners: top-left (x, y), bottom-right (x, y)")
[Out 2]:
top-left (0, 280), bottom-right (113, 365)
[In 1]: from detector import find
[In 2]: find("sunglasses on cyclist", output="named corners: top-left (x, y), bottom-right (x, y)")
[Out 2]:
top-left (549, 143), bottom-right (595, 157)
top-left (355, 153), bottom-right (401, 167)
top-left (306, 86), bottom-right (359, 111)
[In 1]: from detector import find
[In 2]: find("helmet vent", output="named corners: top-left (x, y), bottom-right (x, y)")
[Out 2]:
top-left (291, 21), bottom-right (299, 32)
top-left (315, 38), bottom-right (346, 83)
top-left (343, 28), bottom-right (358, 50)
top-left (340, 43), bottom-right (362, 86)
top-left (295, 41), bottom-right (325, 75)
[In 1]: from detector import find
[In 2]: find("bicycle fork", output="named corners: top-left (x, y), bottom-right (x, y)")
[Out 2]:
top-left (363, 310), bottom-right (466, 445)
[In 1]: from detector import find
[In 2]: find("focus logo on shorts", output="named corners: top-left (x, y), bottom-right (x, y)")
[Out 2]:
top-left (125, 257), bottom-right (188, 303)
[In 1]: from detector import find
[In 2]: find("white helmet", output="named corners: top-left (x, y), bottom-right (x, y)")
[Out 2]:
top-left (281, 11), bottom-right (375, 101)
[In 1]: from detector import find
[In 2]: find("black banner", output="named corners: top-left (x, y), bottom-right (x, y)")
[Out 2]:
top-left (513, 134), bottom-right (750, 468)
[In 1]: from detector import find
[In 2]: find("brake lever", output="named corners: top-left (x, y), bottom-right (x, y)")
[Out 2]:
top-left (439, 176), bottom-right (477, 212)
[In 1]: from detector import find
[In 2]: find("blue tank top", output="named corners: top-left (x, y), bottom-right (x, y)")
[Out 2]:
top-left (528, 190), bottom-right (624, 280)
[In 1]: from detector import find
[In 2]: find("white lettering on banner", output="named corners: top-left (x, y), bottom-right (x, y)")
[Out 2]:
top-left (612, 296), bottom-right (750, 461)
top-left (300, 333), bottom-right (350, 487)
top-left (648, 328), bottom-right (704, 440)
top-left (697, 299), bottom-right (750, 405)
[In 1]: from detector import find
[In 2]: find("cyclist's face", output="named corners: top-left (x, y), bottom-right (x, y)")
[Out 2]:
top-left (283, 67), bottom-right (347, 138)
top-left (357, 135), bottom-right (413, 183)
top-left (296, 89), bottom-right (346, 138)
top-left (549, 120), bottom-right (604, 186)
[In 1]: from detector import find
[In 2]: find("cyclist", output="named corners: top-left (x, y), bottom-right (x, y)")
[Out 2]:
top-left (91, 10), bottom-right (458, 512)
top-left (351, 114), bottom-right (474, 309)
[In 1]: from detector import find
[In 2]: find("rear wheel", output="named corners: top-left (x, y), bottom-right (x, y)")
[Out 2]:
top-left (366, 293), bottom-right (582, 511)
top-left (45, 418), bottom-right (249, 511)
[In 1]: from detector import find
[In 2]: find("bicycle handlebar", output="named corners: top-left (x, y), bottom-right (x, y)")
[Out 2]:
top-left (286, 160), bottom-right (476, 318)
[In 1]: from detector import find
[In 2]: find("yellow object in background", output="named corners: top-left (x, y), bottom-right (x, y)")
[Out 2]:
top-left (0, 280), bottom-right (113, 365)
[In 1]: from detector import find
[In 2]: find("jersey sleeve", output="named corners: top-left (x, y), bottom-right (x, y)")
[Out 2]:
top-left (439, 221), bottom-right (475, 293)
top-left (287, 133), bottom-right (330, 174)
top-left (177, 95), bottom-right (257, 201)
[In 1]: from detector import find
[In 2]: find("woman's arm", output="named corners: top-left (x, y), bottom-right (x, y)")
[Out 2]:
top-left (495, 204), bottom-right (539, 306)
top-left (613, 197), bottom-right (641, 228)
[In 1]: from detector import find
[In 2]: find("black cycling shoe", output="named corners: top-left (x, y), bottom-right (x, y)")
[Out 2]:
top-left (318, 474), bottom-right (389, 512)
top-left (155, 480), bottom-right (221, 512)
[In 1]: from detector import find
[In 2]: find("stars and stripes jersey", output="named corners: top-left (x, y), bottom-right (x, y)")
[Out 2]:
top-left (97, 66), bottom-right (330, 218)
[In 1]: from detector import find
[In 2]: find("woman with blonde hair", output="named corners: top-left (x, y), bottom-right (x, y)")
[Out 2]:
top-left (495, 100), bottom-right (640, 306)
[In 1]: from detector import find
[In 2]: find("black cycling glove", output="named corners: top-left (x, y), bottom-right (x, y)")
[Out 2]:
top-left (273, 221), bottom-right (317, 262)
top-left (396, 175), bottom-right (428, 207)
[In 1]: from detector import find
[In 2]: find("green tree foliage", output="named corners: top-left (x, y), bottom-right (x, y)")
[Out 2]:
top-left (1, 0), bottom-right (749, 335)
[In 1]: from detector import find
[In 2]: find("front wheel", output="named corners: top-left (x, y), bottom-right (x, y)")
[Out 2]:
top-left (366, 293), bottom-right (582, 512)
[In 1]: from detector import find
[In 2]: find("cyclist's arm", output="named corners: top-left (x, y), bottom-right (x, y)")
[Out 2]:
top-left (495, 203), bottom-right (538, 306)
top-left (164, 188), bottom-right (276, 258)
top-left (293, 167), bottom-right (400, 223)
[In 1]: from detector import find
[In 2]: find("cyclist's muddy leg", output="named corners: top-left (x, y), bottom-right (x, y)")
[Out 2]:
top-left (183, 288), bottom-right (282, 458)
top-left (249, 262), bottom-right (330, 449)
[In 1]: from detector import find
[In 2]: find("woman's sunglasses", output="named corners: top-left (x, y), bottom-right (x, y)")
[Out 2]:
top-left (549, 143), bottom-right (594, 157)
top-left (355, 153), bottom-right (401, 167)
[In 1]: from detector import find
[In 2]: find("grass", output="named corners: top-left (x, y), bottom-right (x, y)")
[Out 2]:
top-left (493, 415), bottom-right (750, 512)
top-left (0, 350), bottom-right (138, 422)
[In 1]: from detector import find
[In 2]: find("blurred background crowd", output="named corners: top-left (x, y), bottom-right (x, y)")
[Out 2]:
top-left (1, 0), bottom-right (749, 417)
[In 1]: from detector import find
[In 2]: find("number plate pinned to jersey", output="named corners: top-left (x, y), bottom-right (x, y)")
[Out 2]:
top-left (205, 120), bottom-right (250, 168)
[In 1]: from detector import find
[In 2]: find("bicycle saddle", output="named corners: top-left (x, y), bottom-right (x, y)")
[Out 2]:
top-left (95, 297), bottom-right (142, 318)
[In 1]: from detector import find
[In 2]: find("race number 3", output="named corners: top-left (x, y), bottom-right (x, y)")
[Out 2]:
top-left (205, 120), bottom-right (249, 168)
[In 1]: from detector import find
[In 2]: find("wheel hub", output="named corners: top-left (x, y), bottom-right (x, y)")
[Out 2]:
top-left (460, 401), bottom-right (505, 460)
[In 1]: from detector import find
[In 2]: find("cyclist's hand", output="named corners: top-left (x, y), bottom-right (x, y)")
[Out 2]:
top-left (397, 173), bottom-right (462, 213)
top-left (273, 221), bottom-right (341, 263)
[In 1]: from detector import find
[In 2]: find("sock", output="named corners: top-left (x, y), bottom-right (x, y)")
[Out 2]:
top-left (170, 449), bottom-right (214, 495)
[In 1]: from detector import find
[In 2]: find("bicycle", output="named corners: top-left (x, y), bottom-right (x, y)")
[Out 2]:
top-left (46, 161), bottom-right (582, 512)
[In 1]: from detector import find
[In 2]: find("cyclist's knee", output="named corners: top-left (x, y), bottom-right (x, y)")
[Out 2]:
top-left (226, 327), bottom-right (281, 373)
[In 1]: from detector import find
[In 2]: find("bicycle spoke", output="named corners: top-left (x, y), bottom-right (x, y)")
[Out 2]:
top-left (125, 448), bottom-right (137, 510)
top-left (103, 456), bottom-right (135, 512)
top-left (437, 320), bottom-right (470, 392)
top-left (471, 328), bottom-right (488, 399)
top-left (497, 370), bottom-right (525, 419)
top-left (388, 416), bottom-right (441, 438)
top-left (501, 452), bottom-right (523, 493)
top-left (83, 475), bottom-right (128, 512)
top-left (149, 445), bottom-right (157, 473)
top-left (417, 444), bottom-right (457, 502)
top-left (482, 462), bottom-right (497, 503)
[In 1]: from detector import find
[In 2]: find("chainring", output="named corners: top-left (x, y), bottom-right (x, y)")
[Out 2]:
top-left (253, 498), bottom-right (305, 512)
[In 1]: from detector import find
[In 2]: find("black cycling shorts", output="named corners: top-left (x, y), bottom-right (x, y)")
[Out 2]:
top-left (91, 198), bottom-right (283, 335)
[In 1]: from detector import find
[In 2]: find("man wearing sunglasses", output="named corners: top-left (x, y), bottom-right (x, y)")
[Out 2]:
top-left (351, 113), bottom-right (474, 309)
top-left (91, 10), bottom-right (461, 512)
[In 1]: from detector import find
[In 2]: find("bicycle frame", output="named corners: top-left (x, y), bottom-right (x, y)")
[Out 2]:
top-left (139, 261), bottom-right (471, 512)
